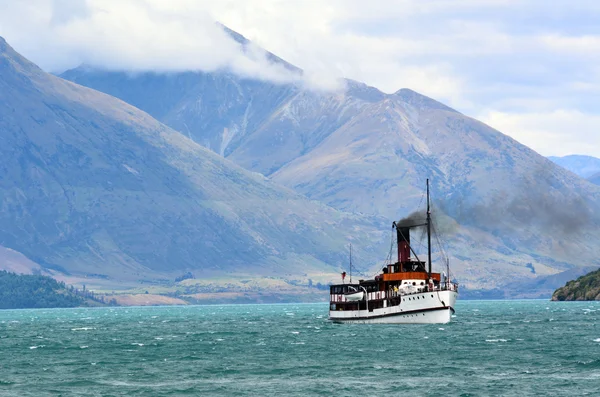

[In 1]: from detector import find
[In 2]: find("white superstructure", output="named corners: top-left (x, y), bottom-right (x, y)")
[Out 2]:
top-left (329, 285), bottom-right (457, 324)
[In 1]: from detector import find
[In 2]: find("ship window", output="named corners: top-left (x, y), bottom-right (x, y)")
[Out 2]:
top-left (431, 295), bottom-right (434, 298)
top-left (420, 282), bottom-right (424, 285)
top-left (412, 282), bottom-right (416, 286)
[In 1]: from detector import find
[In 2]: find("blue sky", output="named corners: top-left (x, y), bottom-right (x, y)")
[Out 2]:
top-left (1, 0), bottom-right (599, 157)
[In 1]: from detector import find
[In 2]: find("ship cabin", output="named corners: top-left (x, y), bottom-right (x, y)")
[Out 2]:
top-left (329, 223), bottom-right (450, 312)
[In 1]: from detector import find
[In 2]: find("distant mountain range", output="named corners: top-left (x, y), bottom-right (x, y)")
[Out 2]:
top-left (2, 26), bottom-right (600, 296)
top-left (587, 172), bottom-right (600, 186)
top-left (548, 155), bottom-right (600, 179)
top-left (58, 28), bottom-right (600, 292)
top-left (0, 36), bottom-right (385, 290)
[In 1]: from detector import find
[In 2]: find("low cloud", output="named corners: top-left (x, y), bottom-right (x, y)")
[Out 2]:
top-left (0, 0), bottom-right (345, 92)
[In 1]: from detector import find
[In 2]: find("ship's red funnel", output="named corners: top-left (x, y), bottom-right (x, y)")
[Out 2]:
top-left (397, 226), bottom-right (410, 263)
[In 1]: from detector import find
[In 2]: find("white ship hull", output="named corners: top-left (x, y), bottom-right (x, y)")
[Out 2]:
top-left (329, 290), bottom-right (457, 324)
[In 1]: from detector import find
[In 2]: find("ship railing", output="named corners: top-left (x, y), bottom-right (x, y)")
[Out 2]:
top-left (340, 283), bottom-right (459, 303)
top-left (440, 282), bottom-right (459, 292)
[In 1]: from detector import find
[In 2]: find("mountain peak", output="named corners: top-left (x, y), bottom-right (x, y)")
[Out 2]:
top-left (216, 23), bottom-right (301, 74)
top-left (394, 88), bottom-right (459, 113)
top-left (345, 79), bottom-right (386, 102)
top-left (217, 23), bottom-right (249, 46)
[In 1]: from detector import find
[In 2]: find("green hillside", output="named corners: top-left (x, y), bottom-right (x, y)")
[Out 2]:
top-left (0, 271), bottom-right (87, 309)
top-left (551, 268), bottom-right (600, 301)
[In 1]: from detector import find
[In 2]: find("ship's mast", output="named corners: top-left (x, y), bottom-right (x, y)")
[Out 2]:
top-left (446, 257), bottom-right (450, 289)
top-left (349, 243), bottom-right (353, 284)
top-left (426, 178), bottom-right (432, 278)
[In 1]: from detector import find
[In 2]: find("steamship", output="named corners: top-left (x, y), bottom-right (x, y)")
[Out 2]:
top-left (329, 180), bottom-right (458, 324)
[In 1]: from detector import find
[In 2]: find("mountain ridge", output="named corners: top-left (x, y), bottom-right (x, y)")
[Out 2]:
top-left (7, 28), bottom-right (600, 293)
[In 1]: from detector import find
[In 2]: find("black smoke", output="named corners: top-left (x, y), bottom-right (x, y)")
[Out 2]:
top-left (395, 210), bottom-right (427, 228)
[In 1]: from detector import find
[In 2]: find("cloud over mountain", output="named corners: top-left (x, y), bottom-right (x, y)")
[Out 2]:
top-left (1, 0), bottom-right (599, 157)
top-left (0, 0), bottom-right (344, 91)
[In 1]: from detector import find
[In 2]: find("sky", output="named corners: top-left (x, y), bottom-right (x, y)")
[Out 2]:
top-left (0, 0), bottom-right (599, 158)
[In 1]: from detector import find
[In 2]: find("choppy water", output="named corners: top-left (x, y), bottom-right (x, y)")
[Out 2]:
top-left (0, 300), bottom-right (599, 396)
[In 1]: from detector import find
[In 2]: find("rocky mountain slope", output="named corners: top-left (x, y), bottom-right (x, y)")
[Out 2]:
top-left (59, 29), bottom-right (600, 292)
top-left (60, 68), bottom-right (383, 177)
top-left (0, 36), bottom-right (387, 287)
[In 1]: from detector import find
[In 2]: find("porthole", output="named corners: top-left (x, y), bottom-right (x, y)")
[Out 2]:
top-left (431, 295), bottom-right (434, 298)
top-left (412, 282), bottom-right (416, 286)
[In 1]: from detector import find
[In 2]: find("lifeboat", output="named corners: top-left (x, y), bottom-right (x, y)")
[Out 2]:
top-left (344, 287), bottom-right (364, 301)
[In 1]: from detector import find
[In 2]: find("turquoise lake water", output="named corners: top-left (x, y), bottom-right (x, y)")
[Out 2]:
top-left (0, 300), bottom-right (599, 396)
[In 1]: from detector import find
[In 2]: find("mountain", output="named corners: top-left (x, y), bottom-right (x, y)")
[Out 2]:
top-left (59, 27), bottom-right (600, 293)
top-left (0, 36), bottom-right (387, 289)
top-left (551, 267), bottom-right (600, 301)
top-left (548, 155), bottom-right (600, 178)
